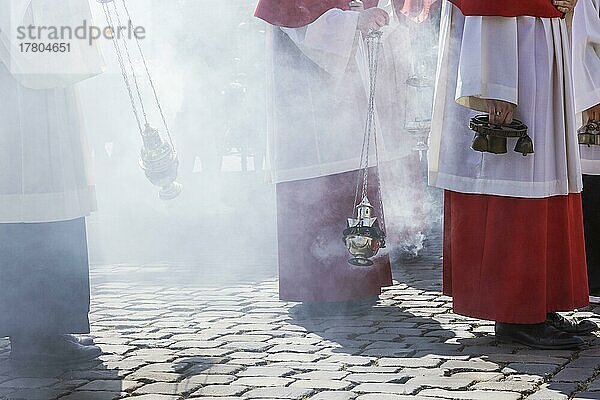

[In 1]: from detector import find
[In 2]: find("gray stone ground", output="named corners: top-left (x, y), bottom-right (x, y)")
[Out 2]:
top-left (1, 234), bottom-right (599, 400)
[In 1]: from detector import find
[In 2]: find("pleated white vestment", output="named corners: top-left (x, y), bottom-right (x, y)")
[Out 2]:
top-left (0, 0), bottom-right (103, 223)
top-left (429, 2), bottom-right (582, 198)
top-left (573, 0), bottom-right (600, 175)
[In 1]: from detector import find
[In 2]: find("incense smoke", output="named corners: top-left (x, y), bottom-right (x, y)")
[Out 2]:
top-left (75, 0), bottom-right (441, 281)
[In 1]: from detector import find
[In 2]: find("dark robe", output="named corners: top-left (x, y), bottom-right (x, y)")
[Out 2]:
top-left (583, 175), bottom-right (600, 294)
top-left (0, 218), bottom-right (91, 337)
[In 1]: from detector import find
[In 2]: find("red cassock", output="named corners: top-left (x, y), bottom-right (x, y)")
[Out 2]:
top-left (444, 192), bottom-right (589, 324)
top-left (442, 1), bottom-right (588, 324)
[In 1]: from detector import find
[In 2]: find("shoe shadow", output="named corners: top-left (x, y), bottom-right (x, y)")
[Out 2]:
top-left (0, 347), bottom-right (119, 399)
top-left (0, 337), bottom-right (217, 399)
top-left (286, 269), bottom-right (597, 400)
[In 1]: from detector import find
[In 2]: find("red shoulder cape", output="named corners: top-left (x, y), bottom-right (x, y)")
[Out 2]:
top-left (448, 0), bottom-right (562, 18)
top-left (254, 0), bottom-right (438, 28)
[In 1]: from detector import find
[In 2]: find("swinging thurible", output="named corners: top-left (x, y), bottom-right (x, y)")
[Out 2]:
top-left (343, 25), bottom-right (387, 267)
top-left (98, 0), bottom-right (182, 200)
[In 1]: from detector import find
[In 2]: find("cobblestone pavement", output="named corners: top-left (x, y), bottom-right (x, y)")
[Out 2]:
top-left (1, 238), bottom-right (599, 400)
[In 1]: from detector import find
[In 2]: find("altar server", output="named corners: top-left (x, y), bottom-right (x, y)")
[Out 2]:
top-left (0, 0), bottom-right (104, 362)
top-left (572, 0), bottom-right (600, 299)
top-left (255, 0), bottom-right (436, 308)
top-left (430, 0), bottom-right (597, 349)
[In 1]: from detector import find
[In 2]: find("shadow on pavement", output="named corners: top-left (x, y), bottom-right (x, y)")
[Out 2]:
top-left (0, 337), bottom-right (218, 399)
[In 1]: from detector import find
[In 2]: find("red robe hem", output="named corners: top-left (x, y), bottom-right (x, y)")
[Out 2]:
top-left (276, 168), bottom-right (392, 303)
top-left (443, 191), bottom-right (589, 324)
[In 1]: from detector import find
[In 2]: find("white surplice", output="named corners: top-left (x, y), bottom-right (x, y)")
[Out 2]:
top-left (428, 2), bottom-right (582, 198)
top-left (572, 0), bottom-right (600, 175)
top-left (0, 0), bottom-right (103, 223)
top-left (265, 3), bottom-right (416, 183)
top-left (0, 0), bottom-right (104, 89)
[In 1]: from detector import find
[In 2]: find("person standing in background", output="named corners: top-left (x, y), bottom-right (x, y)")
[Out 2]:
top-left (429, 0), bottom-right (597, 349)
top-left (0, 0), bottom-right (104, 363)
top-left (254, 0), bottom-right (435, 312)
top-left (572, 0), bottom-right (600, 301)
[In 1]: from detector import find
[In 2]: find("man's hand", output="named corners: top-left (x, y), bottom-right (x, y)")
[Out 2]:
top-left (487, 99), bottom-right (517, 125)
top-left (584, 103), bottom-right (600, 123)
top-left (357, 8), bottom-right (389, 34)
top-left (553, 0), bottom-right (577, 14)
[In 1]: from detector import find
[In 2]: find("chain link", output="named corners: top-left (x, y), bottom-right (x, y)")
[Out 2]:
top-left (353, 30), bottom-right (386, 231)
top-left (102, 0), bottom-right (176, 149)
top-left (110, 0), bottom-right (148, 125)
top-left (102, 2), bottom-right (143, 136)
top-left (121, 0), bottom-right (176, 149)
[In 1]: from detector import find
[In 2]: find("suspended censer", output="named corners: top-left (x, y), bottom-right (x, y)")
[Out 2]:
top-left (343, 25), bottom-right (387, 267)
top-left (404, 73), bottom-right (434, 157)
top-left (578, 120), bottom-right (600, 146)
top-left (140, 124), bottom-right (182, 200)
top-left (98, 0), bottom-right (182, 200)
top-left (399, 0), bottom-right (439, 160)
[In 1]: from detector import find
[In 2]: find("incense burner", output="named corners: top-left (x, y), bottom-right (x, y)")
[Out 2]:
top-left (343, 197), bottom-right (386, 266)
top-left (579, 121), bottom-right (600, 146)
top-left (139, 124), bottom-right (183, 200)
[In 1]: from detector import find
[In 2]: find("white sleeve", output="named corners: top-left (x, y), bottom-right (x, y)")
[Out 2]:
top-left (281, 8), bottom-right (360, 78)
top-left (455, 16), bottom-right (519, 112)
top-left (572, 0), bottom-right (600, 113)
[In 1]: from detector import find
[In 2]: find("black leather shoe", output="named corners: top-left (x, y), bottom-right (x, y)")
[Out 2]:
top-left (546, 312), bottom-right (598, 335)
top-left (60, 334), bottom-right (95, 346)
top-left (495, 322), bottom-right (585, 350)
top-left (10, 335), bottom-right (102, 364)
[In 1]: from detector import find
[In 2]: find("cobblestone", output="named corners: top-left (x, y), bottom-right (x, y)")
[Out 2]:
top-left (551, 367), bottom-right (595, 382)
top-left (309, 391), bottom-right (357, 400)
top-left (418, 389), bottom-right (521, 399)
top-left (0, 234), bottom-right (598, 400)
top-left (352, 382), bottom-right (417, 395)
top-left (243, 386), bottom-right (312, 398)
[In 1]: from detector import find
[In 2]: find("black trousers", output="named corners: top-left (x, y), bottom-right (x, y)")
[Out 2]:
top-left (583, 175), bottom-right (600, 294)
top-left (0, 218), bottom-right (91, 337)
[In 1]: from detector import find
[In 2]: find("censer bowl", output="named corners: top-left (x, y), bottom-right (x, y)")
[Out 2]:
top-left (345, 235), bottom-right (376, 266)
top-left (139, 124), bottom-right (183, 200)
top-left (140, 156), bottom-right (183, 200)
top-left (343, 226), bottom-right (385, 267)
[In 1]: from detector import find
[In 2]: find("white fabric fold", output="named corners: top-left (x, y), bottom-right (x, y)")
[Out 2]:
top-left (456, 16), bottom-right (519, 110)
top-left (428, 3), bottom-right (581, 198)
top-left (0, 1), bottom-right (99, 223)
top-left (281, 9), bottom-right (360, 78)
top-left (572, 0), bottom-right (600, 175)
top-left (266, 4), bottom-right (416, 183)
top-left (0, 0), bottom-right (104, 89)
